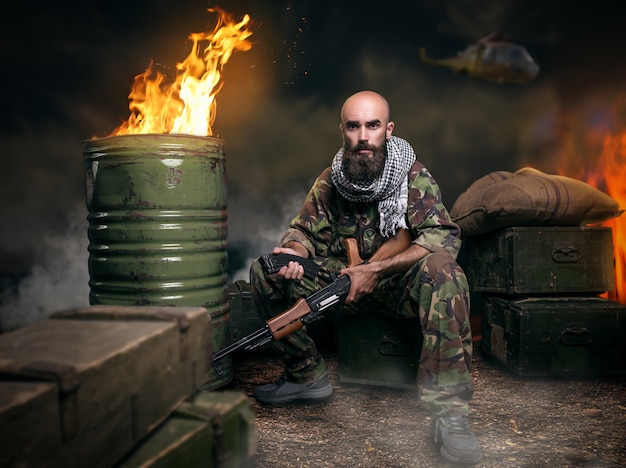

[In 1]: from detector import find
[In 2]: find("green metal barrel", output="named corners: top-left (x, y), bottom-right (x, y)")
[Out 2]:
top-left (83, 134), bottom-right (231, 389)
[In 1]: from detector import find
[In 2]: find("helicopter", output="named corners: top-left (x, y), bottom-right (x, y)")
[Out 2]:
top-left (419, 33), bottom-right (540, 84)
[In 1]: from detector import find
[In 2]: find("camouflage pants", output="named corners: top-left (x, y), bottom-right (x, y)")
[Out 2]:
top-left (249, 252), bottom-right (473, 416)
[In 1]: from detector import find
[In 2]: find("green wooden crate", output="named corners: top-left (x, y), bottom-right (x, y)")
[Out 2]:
top-left (116, 390), bottom-right (256, 468)
top-left (338, 314), bottom-right (422, 389)
top-left (481, 295), bottom-right (626, 376)
top-left (228, 280), bottom-right (264, 343)
top-left (464, 226), bottom-right (614, 295)
top-left (0, 306), bottom-right (209, 467)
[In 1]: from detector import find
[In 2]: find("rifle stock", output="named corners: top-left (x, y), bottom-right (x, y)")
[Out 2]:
top-left (212, 229), bottom-right (412, 374)
top-left (267, 298), bottom-right (311, 340)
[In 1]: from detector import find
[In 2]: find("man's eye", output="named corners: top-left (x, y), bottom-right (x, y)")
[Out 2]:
top-left (368, 122), bottom-right (380, 129)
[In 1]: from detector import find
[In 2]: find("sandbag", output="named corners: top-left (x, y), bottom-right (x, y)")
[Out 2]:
top-left (450, 167), bottom-right (622, 236)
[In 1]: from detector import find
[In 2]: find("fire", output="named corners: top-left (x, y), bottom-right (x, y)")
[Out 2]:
top-left (554, 100), bottom-right (626, 304)
top-left (554, 95), bottom-right (626, 304)
top-left (594, 128), bottom-right (626, 303)
top-left (109, 7), bottom-right (252, 137)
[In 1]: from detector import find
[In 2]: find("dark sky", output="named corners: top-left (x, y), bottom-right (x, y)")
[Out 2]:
top-left (1, 0), bottom-right (626, 326)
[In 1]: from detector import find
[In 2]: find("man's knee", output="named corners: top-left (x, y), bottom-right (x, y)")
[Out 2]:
top-left (421, 252), bottom-right (461, 274)
top-left (420, 253), bottom-right (467, 287)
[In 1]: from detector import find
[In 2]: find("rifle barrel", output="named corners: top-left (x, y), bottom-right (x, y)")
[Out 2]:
top-left (212, 325), bottom-right (272, 362)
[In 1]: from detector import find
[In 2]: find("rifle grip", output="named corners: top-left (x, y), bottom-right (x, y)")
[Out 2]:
top-left (345, 238), bottom-right (364, 268)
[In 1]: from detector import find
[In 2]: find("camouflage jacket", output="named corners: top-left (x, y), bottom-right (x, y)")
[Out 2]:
top-left (279, 160), bottom-right (461, 262)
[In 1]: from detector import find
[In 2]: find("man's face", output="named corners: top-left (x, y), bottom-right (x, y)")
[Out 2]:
top-left (340, 93), bottom-right (394, 183)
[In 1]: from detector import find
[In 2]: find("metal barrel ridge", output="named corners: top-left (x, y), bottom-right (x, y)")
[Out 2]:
top-left (82, 134), bottom-right (231, 390)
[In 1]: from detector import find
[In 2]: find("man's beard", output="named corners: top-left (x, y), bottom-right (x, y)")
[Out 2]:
top-left (341, 142), bottom-right (386, 184)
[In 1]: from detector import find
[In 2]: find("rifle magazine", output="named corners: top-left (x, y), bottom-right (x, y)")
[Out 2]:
top-left (260, 253), bottom-right (321, 280)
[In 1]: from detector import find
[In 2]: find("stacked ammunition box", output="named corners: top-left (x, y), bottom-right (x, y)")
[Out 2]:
top-left (464, 226), bottom-right (626, 376)
top-left (0, 306), bottom-right (256, 467)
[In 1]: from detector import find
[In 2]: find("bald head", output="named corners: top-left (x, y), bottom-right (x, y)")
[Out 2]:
top-left (340, 91), bottom-right (390, 123)
top-left (340, 90), bottom-right (394, 151)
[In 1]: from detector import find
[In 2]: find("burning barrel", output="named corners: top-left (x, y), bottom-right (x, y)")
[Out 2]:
top-left (83, 134), bottom-right (231, 389)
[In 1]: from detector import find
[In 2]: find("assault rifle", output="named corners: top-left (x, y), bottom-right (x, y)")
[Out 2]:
top-left (212, 229), bottom-right (412, 375)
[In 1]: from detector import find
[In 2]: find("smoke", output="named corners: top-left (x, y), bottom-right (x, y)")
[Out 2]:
top-left (228, 189), bottom-right (308, 282)
top-left (0, 204), bottom-right (90, 332)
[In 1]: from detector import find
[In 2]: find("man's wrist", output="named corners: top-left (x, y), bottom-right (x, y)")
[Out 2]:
top-left (283, 241), bottom-right (309, 258)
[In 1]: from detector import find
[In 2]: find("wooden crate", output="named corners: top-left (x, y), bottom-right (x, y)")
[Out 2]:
top-left (481, 295), bottom-right (626, 376)
top-left (464, 226), bottom-right (614, 295)
top-left (0, 306), bottom-right (209, 467)
top-left (116, 390), bottom-right (256, 468)
top-left (338, 314), bottom-right (421, 390)
top-left (0, 380), bottom-right (60, 466)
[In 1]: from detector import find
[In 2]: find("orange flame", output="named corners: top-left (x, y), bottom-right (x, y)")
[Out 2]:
top-left (594, 128), bottom-right (626, 303)
top-left (555, 95), bottom-right (626, 304)
top-left (554, 99), bottom-right (626, 304)
top-left (109, 7), bottom-right (252, 137)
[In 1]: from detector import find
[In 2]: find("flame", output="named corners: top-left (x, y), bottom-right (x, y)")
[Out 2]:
top-left (554, 99), bottom-right (626, 304)
top-left (555, 95), bottom-right (626, 304)
top-left (593, 128), bottom-right (626, 303)
top-left (109, 7), bottom-right (252, 137)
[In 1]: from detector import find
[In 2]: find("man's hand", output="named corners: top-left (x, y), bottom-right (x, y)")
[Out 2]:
top-left (340, 263), bottom-right (380, 304)
top-left (340, 243), bottom-right (429, 304)
top-left (272, 246), bottom-right (306, 280)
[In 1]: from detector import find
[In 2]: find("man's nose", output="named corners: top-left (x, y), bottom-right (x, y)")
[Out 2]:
top-left (358, 125), bottom-right (367, 141)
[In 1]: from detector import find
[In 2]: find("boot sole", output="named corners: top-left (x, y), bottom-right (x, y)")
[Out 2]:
top-left (440, 446), bottom-right (483, 465)
top-left (254, 384), bottom-right (333, 405)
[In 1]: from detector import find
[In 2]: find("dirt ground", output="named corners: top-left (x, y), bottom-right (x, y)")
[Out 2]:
top-left (225, 343), bottom-right (626, 467)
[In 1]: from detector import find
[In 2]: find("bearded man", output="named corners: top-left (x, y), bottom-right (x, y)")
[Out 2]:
top-left (248, 90), bottom-right (482, 465)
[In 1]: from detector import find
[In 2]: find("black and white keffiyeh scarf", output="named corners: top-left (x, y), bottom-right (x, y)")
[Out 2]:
top-left (331, 136), bottom-right (416, 237)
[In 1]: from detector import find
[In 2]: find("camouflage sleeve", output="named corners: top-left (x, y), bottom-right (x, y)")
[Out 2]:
top-left (407, 163), bottom-right (462, 259)
top-left (279, 168), bottom-right (335, 259)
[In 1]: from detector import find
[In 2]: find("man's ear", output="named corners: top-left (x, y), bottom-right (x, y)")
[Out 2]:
top-left (386, 121), bottom-right (395, 139)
